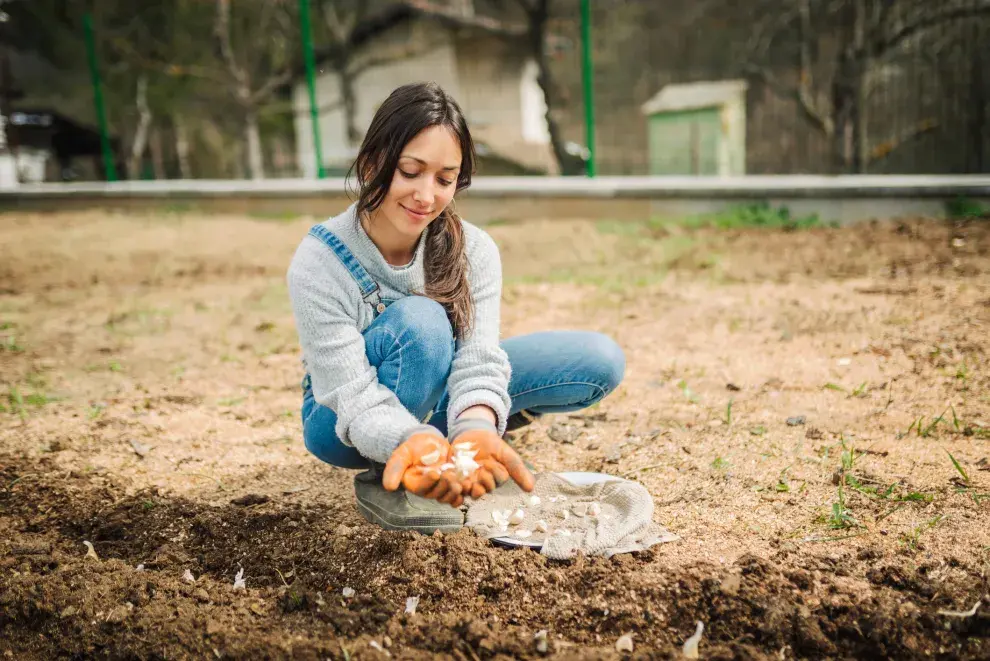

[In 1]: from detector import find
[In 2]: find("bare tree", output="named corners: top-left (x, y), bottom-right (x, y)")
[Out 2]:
top-left (740, 0), bottom-right (990, 173)
top-left (511, 0), bottom-right (583, 174)
top-left (214, 0), bottom-right (296, 179)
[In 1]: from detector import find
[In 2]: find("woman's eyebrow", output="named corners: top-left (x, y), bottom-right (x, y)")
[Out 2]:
top-left (399, 155), bottom-right (460, 171)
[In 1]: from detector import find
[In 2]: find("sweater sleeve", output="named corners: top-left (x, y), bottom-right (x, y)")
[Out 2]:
top-left (287, 237), bottom-right (422, 464)
top-left (445, 227), bottom-right (512, 435)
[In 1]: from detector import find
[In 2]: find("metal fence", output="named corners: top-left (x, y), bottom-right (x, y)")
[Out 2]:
top-left (6, 0), bottom-right (990, 182)
top-left (563, 0), bottom-right (990, 176)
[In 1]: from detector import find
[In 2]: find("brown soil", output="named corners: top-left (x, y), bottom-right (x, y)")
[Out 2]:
top-left (2, 209), bottom-right (990, 659)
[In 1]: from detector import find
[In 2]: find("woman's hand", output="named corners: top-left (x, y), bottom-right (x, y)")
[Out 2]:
top-left (448, 417), bottom-right (535, 499)
top-left (382, 426), bottom-right (464, 507)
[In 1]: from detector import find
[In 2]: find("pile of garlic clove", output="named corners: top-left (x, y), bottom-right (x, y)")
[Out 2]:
top-left (491, 496), bottom-right (605, 542)
top-left (450, 442), bottom-right (480, 479)
top-left (418, 441), bottom-right (480, 480)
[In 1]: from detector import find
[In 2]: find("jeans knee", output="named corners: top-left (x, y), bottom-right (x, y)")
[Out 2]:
top-left (587, 332), bottom-right (625, 397)
top-left (389, 296), bottom-right (453, 356)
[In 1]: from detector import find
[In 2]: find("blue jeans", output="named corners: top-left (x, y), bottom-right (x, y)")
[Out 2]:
top-left (302, 296), bottom-right (625, 469)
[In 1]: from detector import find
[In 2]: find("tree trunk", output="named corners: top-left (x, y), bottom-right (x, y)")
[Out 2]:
top-left (831, 52), bottom-right (860, 174)
top-left (526, 0), bottom-right (581, 175)
top-left (149, 126), bottom-right (166, 180)
top-left (967, 22), bottom-right (986, 172)
top-left (852, 0), bottom-right (869, 173)
top-left (338, 64), bottom-right (360, 148)
top-left (244, 108), bottom-right (264, 180)
top-left (174, 113), bottom-right (192, 179)
top-left (128, 75), bottom-right (152, 180)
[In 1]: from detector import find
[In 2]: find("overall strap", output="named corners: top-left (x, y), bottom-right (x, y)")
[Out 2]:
top-left (307, 224), bottom-right (385, 312)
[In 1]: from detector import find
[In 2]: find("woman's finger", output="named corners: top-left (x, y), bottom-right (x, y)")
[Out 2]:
top-left (422, 477), bottom-right (449, 500)
top-left (496, 445), bottom-right (535, 491)
top-left (382, 446), bottom-right (414, 491)
top-left (480, 458), bottom-right (509, 485)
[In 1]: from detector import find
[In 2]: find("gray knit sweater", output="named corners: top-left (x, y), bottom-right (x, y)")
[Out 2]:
top-left (286, 203), bottom-right (511, 464)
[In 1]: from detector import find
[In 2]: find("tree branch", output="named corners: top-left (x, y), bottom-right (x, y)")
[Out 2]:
top-left (347, 43), bottom-right (442, 78)
top-left (867, 118), bottom-right (938, 163)
top-left (249, 69), bottom-right (294, 106)
top-left (746, 64), bottom-right (835, 136)
top-left (880, 3), bottom-right (990, 54)
top-left (320, 0), bottom-right (358, 45)
top-left (215, 0), bottom-right (247, 87)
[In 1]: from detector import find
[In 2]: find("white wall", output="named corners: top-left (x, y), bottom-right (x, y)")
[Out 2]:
top-left (520, 59), bottom-right (549, 145)
top-left (293, 20), bottom-right (458, 178)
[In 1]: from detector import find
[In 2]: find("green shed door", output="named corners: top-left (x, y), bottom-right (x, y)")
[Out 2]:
top-left (647, 107), bottom-right (721, 175)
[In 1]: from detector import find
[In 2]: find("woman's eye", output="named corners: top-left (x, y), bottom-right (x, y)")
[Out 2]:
top-left (438, 178), bottom-right (453, 187)
top-left (399, 170), bottom-right (418, 179)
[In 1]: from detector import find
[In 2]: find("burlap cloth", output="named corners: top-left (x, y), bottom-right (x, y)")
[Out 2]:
top-left (465, 473), bottom-right (679, 559)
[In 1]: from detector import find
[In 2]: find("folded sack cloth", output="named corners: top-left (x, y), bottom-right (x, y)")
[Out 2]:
top-left (465, 472), bottom-right (679, 560)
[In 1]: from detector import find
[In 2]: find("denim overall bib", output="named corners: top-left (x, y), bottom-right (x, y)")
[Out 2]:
top-left (300, 223), bottom-right (397, 394)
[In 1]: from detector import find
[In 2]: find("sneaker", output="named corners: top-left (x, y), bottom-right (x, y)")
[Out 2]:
top-left (353, 464), bottom-right (465, 534)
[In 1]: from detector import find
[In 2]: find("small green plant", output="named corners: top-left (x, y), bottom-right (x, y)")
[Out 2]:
top-left (851, 382), bottom-right (869, 397)
top-left (775, 468), bottom-right (791, 493)
top-left (25, 392), bottom-right (55, 407)
top-left (711, 456), bottom-right (729, 470)
top-left (109, 360), bottom-right (123, 372)
top-left (1, 333), bottom-right (24, 353)
top-left (7, 386), bottom-right (24, 415)
top-left (840, 440), bottom-right (859, 473)
top-left (823, 382), bottom-right (847, 393)
top-left (724, 400), bottom-right (733, 426)
top-left (901, 515), bottom-right (945, 550)
top-left (947, 451), bottom-right (970, 485)
top-left (676, 380), bottom-right (699, 404)
top-left (955, 362), bottom-right (969, 381)
top-left (218, 397), bottom-right (245, 407)
top-left (750, 425), bottom-right (766, 436)
top-left (945, 196), bottom-right (987, 219)
top-left (684, 201), bottom-right (824, 231)
top-left (87, 404), bottom-right (105, 420)
top-left (829, 483), bottom-right (858, 529)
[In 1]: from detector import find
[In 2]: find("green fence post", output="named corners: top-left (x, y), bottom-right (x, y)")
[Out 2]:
top-left (580, 0), bottom-right (596, 178)
top-left (83, 12), bottom-right (117, 182)
top-left (299, 0), bottom-right (325, 178)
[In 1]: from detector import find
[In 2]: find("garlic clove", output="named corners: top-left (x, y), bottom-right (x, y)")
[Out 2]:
top-left (560, 510), bottom-right (569, 521)
top-left (342, 587), bottom-right (355, 598)
top-left (528, 495), bottom-right (542, 507)
top-left (453, 453), bottom-right (480, 479)
top-left (508, 508), bottom-right (525, 525)
top-left (589, 502), bottom-right (601, 516)
top-left (536, 520), bottom-right (548, 533)
top-left (515, 530), bottom-right (532, 538)
top-left (419, 449), bottom-right (442, 466)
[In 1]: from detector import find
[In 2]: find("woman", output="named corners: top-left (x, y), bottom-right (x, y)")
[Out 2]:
top-left (287, 82), bottom-right (625, 534)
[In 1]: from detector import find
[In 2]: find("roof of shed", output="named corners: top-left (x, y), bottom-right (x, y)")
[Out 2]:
top-left (641, 79), bottom-right (748, 115)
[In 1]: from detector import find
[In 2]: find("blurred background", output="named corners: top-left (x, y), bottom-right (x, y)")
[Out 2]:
top-left (4, 0), bottom-right (990, 183)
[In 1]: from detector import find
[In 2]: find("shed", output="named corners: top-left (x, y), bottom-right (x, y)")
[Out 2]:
top-left (640, 79), bottom-right (748, 176)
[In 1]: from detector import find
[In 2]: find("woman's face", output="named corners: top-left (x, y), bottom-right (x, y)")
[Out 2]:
top-left (374, 125), bottom-right (462, 241)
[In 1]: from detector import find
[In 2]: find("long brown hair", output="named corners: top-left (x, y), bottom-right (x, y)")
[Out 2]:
top-left (350, 82), bottom-right (476, 339)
